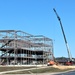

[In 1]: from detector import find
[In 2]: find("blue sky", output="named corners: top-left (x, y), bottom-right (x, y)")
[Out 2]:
top-left (0, 0), bottom-right (75, 58)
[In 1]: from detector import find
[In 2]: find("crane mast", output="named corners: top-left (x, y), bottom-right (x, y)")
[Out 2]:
top-left (53, 8), bottom-right (72, 61)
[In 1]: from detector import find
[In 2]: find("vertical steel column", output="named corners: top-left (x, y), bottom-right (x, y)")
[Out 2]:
top-left (14, 31), bottom-right (17, 65)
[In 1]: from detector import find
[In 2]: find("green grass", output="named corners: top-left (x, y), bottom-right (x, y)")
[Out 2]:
top-left (0, 66), bottom-right (35, 72)
top-left (6, 67), bottom-right (74, 74)
top-left (30, 67), bottom-right (67, 73)
top-left (6, 71), bottom-right (30, 74)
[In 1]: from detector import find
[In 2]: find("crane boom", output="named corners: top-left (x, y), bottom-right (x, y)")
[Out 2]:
top-left (53, 8), bottom-right (72, 61)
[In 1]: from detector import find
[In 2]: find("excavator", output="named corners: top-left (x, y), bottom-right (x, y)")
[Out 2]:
top-left (53, 8), bottom-right (74, 65)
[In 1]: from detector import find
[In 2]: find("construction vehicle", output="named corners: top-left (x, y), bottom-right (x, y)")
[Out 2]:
top-left (47, 50), bottom-right (58, 66)
top-left (47, 59), bottom-right (59, 66)
top-left (47, 60), bottom-right (55, 66)
top-left (53, 8), bottom-right (74, 65)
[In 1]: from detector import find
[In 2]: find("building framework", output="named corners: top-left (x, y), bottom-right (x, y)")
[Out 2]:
top-left (0, 30), bottom-right (53, 65)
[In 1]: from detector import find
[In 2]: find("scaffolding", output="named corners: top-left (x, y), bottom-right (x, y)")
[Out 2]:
top-left (0, 30), bottom-right (53, 65)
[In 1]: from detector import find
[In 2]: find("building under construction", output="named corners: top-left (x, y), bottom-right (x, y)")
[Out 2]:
top-left (0, 30), bottom-right (53, 65)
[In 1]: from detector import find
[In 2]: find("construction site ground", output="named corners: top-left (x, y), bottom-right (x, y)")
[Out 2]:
top-left (53, 65), bottom-right (75, 70)
top-left (0, 65), bottom-right (75, 75)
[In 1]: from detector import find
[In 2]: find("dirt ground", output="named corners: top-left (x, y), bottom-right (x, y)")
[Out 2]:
top-left (52, 65), bottom-right (75, 70)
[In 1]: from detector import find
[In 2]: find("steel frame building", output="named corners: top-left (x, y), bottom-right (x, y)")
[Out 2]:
top-left (0, 30), bottom-right (53, 65)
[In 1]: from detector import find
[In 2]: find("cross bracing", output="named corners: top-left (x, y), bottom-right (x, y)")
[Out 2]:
top-left (0, 30), bottom-right (53, 65)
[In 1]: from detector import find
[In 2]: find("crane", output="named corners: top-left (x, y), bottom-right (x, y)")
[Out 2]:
top-left (53, 8), bottom-right (73, 62)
